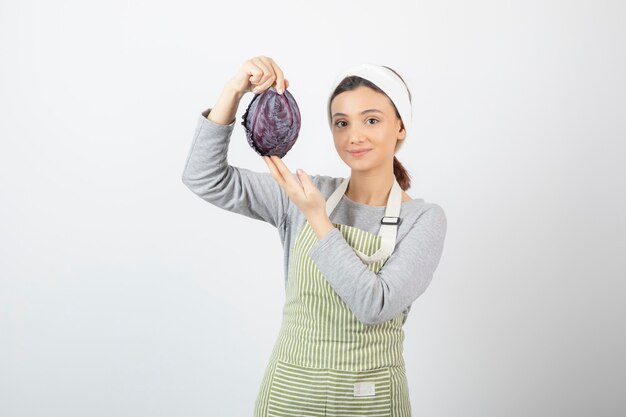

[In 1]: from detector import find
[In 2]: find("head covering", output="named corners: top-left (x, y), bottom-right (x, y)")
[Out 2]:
top-left (327, 63), bottom-right (412, 153)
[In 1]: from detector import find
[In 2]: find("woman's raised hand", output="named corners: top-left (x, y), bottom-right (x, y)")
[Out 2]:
top-left (227, 55), bottom-right (290, 96)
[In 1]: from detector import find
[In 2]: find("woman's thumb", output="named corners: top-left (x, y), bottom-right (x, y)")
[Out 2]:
top-left (297, 168), bottom-right (311, 189)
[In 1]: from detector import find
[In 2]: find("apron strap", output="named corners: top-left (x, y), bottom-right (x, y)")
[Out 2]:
top-left (325, 176), bottom-right (402, 264)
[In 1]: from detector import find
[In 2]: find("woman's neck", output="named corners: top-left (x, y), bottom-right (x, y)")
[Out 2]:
top-left (344, 171), bottom-right (396, 206)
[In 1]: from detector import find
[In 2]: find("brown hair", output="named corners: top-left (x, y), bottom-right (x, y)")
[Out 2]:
top-left (329, 66), bottom-right (412, 191)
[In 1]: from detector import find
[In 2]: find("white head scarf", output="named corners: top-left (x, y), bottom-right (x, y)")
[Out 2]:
top-left (327, 63), bottom-right (412, 153)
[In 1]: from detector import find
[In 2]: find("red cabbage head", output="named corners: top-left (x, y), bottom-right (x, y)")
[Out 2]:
top-left (241, 86), bottom-right (301, 158)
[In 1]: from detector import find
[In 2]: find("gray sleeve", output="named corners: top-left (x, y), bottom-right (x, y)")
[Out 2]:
top-left (181, 108), bottom-right (289, 228)
top-left (308, 204), bottom-right (448, 325)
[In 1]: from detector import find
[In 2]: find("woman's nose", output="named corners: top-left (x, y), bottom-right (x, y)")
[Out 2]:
top-left (349, 125), bottom-right (366, 143)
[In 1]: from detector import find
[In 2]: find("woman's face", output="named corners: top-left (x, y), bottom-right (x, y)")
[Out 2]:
top-left (330, 86), bottom-right (406, 172)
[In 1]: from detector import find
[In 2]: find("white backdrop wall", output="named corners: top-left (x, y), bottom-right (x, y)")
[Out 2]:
top-left (1, 1), bottom-right (625, 416)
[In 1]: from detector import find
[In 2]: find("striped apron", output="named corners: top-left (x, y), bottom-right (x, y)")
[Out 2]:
top-left (253, 214), bottom-right (412, 416)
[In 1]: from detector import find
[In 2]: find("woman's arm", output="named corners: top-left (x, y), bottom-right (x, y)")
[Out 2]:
top-left (308, 204), bottom-right (448, 325)
top-left (181, 100), bottom-right (289, 228)
top-left (182, 56), bottom-right (292, 228)
top-left (205, 84), bottom-right (244, 125)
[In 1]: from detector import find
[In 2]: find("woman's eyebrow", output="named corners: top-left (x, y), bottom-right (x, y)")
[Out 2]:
top-left (332, 109), bottom-right (384, 118)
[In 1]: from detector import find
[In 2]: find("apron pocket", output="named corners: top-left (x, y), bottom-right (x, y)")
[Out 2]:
top-left (268, 360), bottom-right (327, 416)
top-left (267, 360), bottom-right (391, 417)
top-left (326, 366), bottom-right (392, 417)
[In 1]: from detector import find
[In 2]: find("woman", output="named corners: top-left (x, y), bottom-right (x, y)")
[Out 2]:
top-left (182, 55), bottom-right (447, 416)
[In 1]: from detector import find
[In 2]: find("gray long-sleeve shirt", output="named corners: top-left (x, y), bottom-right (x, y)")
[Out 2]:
top-left (182, 108), bottom-right (447, 325)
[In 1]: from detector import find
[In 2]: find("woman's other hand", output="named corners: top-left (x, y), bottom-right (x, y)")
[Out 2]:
top-left (262, 156), bottom-right (326, 220)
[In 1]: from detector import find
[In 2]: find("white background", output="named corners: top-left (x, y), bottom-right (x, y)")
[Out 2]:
top-left (1, 0), bottom-right (625, 416)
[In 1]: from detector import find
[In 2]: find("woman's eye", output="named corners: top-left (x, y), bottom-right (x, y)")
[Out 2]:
top-left (335, 119), bottom-right (377, 128)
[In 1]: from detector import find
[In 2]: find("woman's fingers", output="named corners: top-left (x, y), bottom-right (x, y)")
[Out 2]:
top-left (296, 168), bottom-right (312, 192)
top-left (251, 57), bottom-right (274, 89)
top-left (262, 156), bottom-right (286, 188)
top-left (253, 75), bottom-right (277, 93)
top-left (251, 57), bottom-right (271, 76)
top-left (267, 59), bottom-right (285, 93)
top-left (269, 155), bottom-right (302, 191)
top-left (257, 56), bottom-right (284, 93)
top-left (249, 56), bottom-right (286, 94)
top-left (245, 62), bottom-right (263, 84)
top-left (263, 155), bottom-right (299, 193)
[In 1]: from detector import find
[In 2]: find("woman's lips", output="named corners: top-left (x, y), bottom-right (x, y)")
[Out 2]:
top-left (349, 149), bottom-right (371, 157)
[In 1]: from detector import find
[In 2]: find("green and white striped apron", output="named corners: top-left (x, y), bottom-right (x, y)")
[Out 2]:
top-left (254, 177), bottom-right (412, 417)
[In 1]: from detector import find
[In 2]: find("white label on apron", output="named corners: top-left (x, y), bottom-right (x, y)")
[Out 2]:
top-left (354, 381), bottom-right (376, 397)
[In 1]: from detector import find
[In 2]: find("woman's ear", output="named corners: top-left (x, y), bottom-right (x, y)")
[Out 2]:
top-left (398, 121), bottom-right (407, 140)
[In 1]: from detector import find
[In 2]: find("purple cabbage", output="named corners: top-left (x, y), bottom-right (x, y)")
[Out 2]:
top-left (241, 86), bottom-right (301, 158)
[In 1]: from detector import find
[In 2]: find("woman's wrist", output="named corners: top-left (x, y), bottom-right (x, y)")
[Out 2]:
top-left (308, 213), bottom-right (335, 241)
top-left (206, 85), bottom-right (246, 125)
top-left (222, 83), bottom-right (246, 101)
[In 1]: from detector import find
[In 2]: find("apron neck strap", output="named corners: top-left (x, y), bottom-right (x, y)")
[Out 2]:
top-left (325, 176), bottom-right (402, 263)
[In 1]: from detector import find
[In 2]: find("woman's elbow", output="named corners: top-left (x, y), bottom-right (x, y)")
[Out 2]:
top-left (357, 310), bottom-right (391, 326)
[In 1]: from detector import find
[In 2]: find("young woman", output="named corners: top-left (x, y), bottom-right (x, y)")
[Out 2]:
top-left (182, 55), bottom-right (447, 417)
